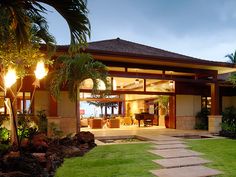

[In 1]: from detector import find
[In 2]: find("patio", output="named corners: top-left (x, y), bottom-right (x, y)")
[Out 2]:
top-left (81, 125), bottom-right (210, 139)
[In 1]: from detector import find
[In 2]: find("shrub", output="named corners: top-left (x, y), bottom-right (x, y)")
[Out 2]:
top-left (195, 107), bottom-right (210, 130)
top-left (221, 106), bottom-right (236, 135)
top-left (17, 113), bottom-right (38, 143)
top-left (37, 110), bottom-right (47, 134)
top-left (0, 127), bottom-right (10, 144)
top-left (0, 115), bottom-right (10, 144)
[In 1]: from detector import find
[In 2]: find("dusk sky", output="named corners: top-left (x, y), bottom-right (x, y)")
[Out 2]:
top-left (44, 0), bottom-right (236, 62)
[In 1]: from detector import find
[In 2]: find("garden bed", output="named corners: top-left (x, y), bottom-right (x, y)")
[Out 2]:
top-left (0, 131), bottom-right (96, 177)
top-left (97, 135), bottom-right (147, 144)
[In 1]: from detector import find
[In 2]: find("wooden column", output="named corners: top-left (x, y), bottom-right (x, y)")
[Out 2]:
top-left (169, 96), bottom-right (176, 129)
top-left (211, 82), bottom-right (219, 115)
top-left (118, 102), bottom-right (122, 115)
top-left (49, 95), bottom-right (58, 116)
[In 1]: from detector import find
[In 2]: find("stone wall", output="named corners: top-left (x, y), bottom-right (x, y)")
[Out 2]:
top-left (176, 116), bottom-right (196, 130)
top-left (47, 116), bottom-right (76, 136)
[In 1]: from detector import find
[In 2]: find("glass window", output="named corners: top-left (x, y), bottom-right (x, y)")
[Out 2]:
top-left (201, 97), bottom-right (211, 109)
top-left (17, 92), bottom-right (31, 113)
top-left (113, 77), bottom-right (144, 91)
top-left (146, 79), bottom-right (175, 92)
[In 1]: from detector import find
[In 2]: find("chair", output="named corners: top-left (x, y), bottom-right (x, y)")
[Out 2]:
top-left (89, 119), bottom-right (102, 129)
top-left (80, 118), bottom-right (88, 127)
top-left (108, 119), bottom-right (120, 128)
top-left (123, 117), bottom-right (132, 125)
top-left (116, 117), bottom-right (124, 125)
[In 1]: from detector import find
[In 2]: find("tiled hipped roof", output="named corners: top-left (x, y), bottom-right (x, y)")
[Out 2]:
top-left (87, 38), bottom-right (198, 60)
top-left (53, 38), bottom-right (235, 68)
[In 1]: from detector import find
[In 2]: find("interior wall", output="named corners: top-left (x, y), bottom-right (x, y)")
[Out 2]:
top-left (176, 95), bottom-right (201, 129)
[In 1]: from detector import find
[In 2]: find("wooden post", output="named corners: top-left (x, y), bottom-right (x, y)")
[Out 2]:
top-left (75, 87), bottom-right (80, 133)
top-left (49, 95), bottom-right (58, 116)
top-left (211, 82), bottom-right (219, 115)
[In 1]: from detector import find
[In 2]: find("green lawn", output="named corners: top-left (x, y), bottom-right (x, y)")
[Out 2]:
top-left (55, 143), bottom-right (160, 177)
top-left (187, 138), bottom-right (236, 177)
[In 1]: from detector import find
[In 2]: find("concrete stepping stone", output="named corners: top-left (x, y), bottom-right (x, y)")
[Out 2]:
top-left (152, 144), bottom-right (188, 150)
top-left (153, 157), bottom-right (211, 168)
top-left (149, 149), bottom-right (203, 158)
top-left (152, 135), bottom-right (183, 141)
top-left (150, 165), bottom-right (223, 177)
top-left (150, 140), bottom-right (186, 145)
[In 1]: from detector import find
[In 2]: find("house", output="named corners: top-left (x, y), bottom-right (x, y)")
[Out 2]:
top-left (18, 38), bottom-right (236, 134)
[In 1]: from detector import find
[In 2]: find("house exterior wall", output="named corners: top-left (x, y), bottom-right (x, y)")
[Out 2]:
top-left (222, 96), bottom-right (236, 111)
top-left (34, 91), bottom-right (50, 115)
top-left (57, 91), bottom-right (76, 134)
top-left (176, 95), bottom-right (201, 129)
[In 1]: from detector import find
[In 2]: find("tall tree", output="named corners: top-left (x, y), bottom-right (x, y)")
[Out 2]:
top-left (49, 54), bottom-right (109, 133)
top-left (0, 0), bottom-right (92, 139)
top-left (225, 50), bottom-right (236, 63)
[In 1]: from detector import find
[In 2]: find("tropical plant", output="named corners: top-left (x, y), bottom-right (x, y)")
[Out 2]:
top-left (222, 106), bottom-right (236, 133)
top-left (17, 113), bottom-right (38, 145)
top-left (37, 110), bottom-right (47, 134)
top-left (154, 95), bottom-right (169, 115)
top-left (0, 0), bottom-right (91, 145)
top-left (49, 53), bottom-right (109, 133)
top-left (225, 50), bottom-right (236, 63)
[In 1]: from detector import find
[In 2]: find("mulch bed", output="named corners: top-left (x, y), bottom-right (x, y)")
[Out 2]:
top-left (0, 131), bottom-right (96, 177)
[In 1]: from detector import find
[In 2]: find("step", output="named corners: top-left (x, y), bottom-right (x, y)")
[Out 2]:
top-left (153, 157), bottom-right (211, 168)
top-left (150, 140), bottom-right (186, 145)
top-left (152, 144), bottom-right (188, 150)
top-left (148, 149), bottom-right (203, 158)
top-left (150, 165), bottom-right (223, 177)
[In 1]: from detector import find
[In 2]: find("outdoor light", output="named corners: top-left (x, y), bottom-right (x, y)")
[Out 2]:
top-left (34, 61), bottom-right (48, 80)
top-left (4, 68), bottom-right (17, 88)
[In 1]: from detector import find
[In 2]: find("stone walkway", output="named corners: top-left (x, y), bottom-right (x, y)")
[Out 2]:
top-left (149, 135), bottom-right (223, 177)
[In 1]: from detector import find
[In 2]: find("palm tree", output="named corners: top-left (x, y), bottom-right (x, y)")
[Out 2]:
top-left (225, 50), bottom-right (236, 63)
top-left (49, 53), bottom-right (109, 133)
top-left (0, 0), bottom-right (90, 49)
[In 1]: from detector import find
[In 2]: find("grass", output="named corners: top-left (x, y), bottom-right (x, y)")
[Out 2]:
top-left (55, 143), bottom-right (160, 177)
top-left (187, 138), bottom-right (236, 177)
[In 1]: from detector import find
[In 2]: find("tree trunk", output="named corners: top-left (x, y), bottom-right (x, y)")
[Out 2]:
top-left (75, 87), bottom-right (80, 133)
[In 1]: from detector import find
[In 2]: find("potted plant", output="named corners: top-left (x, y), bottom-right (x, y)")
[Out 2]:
top-left (155, 95), bottom-right (169, 128)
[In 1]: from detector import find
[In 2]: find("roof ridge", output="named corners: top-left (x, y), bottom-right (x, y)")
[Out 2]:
top-left (89, 38), bottom-right (201, 60)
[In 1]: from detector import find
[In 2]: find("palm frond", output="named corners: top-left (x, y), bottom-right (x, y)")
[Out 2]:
top-left (0, 0), bottom-right (47, 49)
top-left (225, 50), bottom-right (236, 63)
top-left (49, 53), bottom-right (108, 101)
top-left (30, 13), bottom-right (56, 53)
top-left (39, 0), bottom-right (90, 48)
